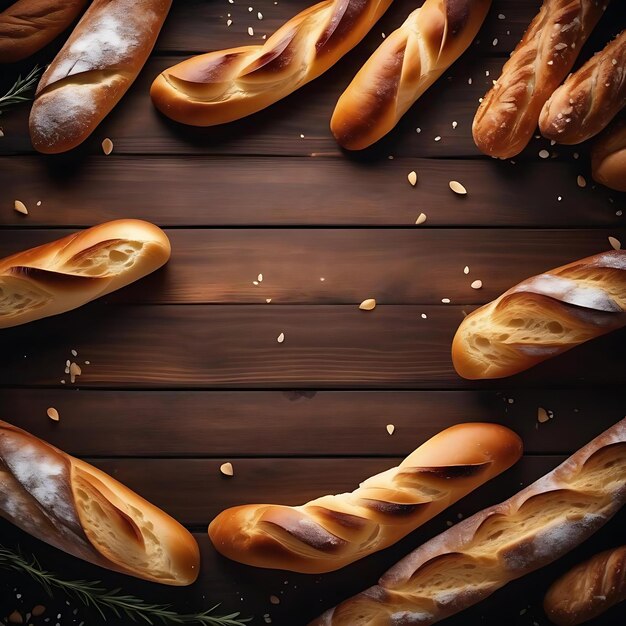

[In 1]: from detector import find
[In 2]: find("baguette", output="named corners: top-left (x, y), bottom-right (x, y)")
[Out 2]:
top-left (472, 0), bottom-right (607, 159)
top-left (592, 118), bottom-right (626, 191)
top-left (209, 423), bottom-right (522, 574)
top-left (331, 0), bottom-right (492, 150)
top-left (311, 417), bottom-right (626, 626)
top-left (29, 0), bottom-right (172, 154)
top-left (0, 219), bottom-right (171, 329)
top-left (451, 250), bottom-right (626, 380)
top-left (540, 30), bottom-right (626, 144)
top-left (150, 0), bottom-right (392, 127)
top-left (0, 420), bottom-right (199, 584)
top-left (0, 0), bottom-right (88, 63)
top-left (544, 545), bottom-right (626, 625)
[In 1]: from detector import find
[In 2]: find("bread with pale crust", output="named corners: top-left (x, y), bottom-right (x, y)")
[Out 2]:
top-left (0, 420), bottom-right (199, 584)
top-left (209, 423), bottom-right (522, 573)
top-left (0, 219), bottom-right (171, 329)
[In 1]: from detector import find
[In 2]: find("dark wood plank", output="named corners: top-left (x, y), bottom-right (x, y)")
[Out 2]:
top-left (1, 304), bottom-right (625, 389)
top-left (1, 157), bottom-right (622, 227)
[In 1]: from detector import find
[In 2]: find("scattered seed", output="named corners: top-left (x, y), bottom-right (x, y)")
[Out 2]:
top-left (277, 332), bottom-right (285, 343)
top-left (47, 407), bottom-right (60, 422)
top-left (71, 349), bottom-right (77, 357)
top-left (471, 280), bottom-right (483, 289)
top-left (434, 135), bottom-right (441, 142)
top-left (415, 212), bottom-right (427, 225)
top-left (386, 424), bottom-right (395, 435)
top-left (452, 121), bottom-right (457, 129)
top-left (416, 127), bottom-right (421, 133)
top-left (359, 298), bottom-right (376, 311)
top-left (407, 170), bottom-right (417, 186)
top-left (36, 200), bottom-right (42, 206)
top-left (266, 298), bottom-right (272, 303)
top-left (257, 11), bottom-right (263, 19)
top-left (441, 298), bottom-right (451, 304)
top-left (492, 38), bottom-right (498, 46)
top-left (257, 273), bottom-right (263, 282)
top-left (69, 362), bottom-right (82, 383)
top-left (31, 606), bottom-right (46, 617)
top-left (14, 200), bottom-right (28, 215)
top-left (538, 149), bottom-right (550, 159)
top-left (577, 175), bottom-right (586, 188)
top-left (449, 180), bottom-right (467, 195)
top-left (101, 138), bottom-right (113, 155)
top-left (248, 26), bottom-right (254, 36)
top-left (0, 128), bottom-right (4, 138)
top-left (320, 277), bottom-right (325, 282)
top-left (227, 19), bottom-right (232, 26)
top-left (220, 462), bottom-right (234, 476)
top-left (537, 407), bottom-right (550, 423)
top-left (253, 280), bottom-right (259, 286)
top-left (269, 595), bottom-right (280, 605)
top-left (463, 266), bottom-right (470, 274)
top-left (421, 313), bottom-right (427, 319)
top-left (608, 236), bottom-right (621, 250)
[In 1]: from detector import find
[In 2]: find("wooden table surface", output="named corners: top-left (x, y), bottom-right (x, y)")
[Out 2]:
top-left (1, 1), bottom-right (625, 625)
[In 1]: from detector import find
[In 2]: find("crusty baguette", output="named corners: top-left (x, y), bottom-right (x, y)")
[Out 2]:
top-left (540, 30), bottom-right (626, 144)
top-left (0, 0), bottom-right (88, 63)
top-left (473, 0), bottom-right (607, 159)
top-left (452, 250), bottom-right (626, 380)
top-left (150, 0), bottom-right (392, 127)
top-left (592, 118), bottom-right (626, 191)
top-left (0, 420), bottom-right (199, 584)
top-left (311, 417), bottom-right (626, 626)
top-left (29, 0), bottom-right (172, 154)
top-left (544, 545), bottom-right (626, 625)
top-left (331, 0), bottom-right (491, 150)
top-left (0, 219), bottom-right (171, 329)
top-left (209, 423), bottom-right (522, 574)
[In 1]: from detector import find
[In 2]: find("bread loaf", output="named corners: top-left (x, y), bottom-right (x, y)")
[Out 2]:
top-left (544, 545), bottom-right (626, 625)
top-left (0, 420), bottom-right (199, 584)
top-left (452, 250), bottom-right (626, 380)
top-left (0, 0), bottom-right (87, 63)
top-left (331, 0), bottom-right (491, 150)
top-left (540, 30), bottom-right (626, 144)
top-left (311, 417), bottom-right (626, 626)
top-left (29, 0), bottom-right (172, 153)
top-left (150, 0), bottom-right (392, 127)
top-left (209, 423), bottom-right (522, 574)
top-left (592, 118), bottom-right (626, 191)
top-left (0, 219), bottom-right (171, 329)
top-left (472, 0), bottom-right (607, 159)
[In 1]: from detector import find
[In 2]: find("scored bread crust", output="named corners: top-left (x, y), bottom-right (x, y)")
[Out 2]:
top-left (0, 0), bottom-right (88, 64)
top-left (208, 423), bottom-right (522, 573)
top-left (451, 250), bottom-right (626, 380)
top-left (150, 0), bottom-right (392, 127)
top-left (592, 118), bottom-right (626, 191)
top-left (0, 420), bottom-right (199, 585)
top-left (540, 30), bottom-right (626, 144)
top-left (544, 545), bottom-right (626, 625)
top-left (28, 0), bottom-right (172, 154)
top-left (0, 219), bottom-right (171, 329)
top-left (310, 417), bottom-right (626, 626)
top-left (472, 0), bottom-right (607, 159)
top-left (331, 0), bottom-right (492, 151)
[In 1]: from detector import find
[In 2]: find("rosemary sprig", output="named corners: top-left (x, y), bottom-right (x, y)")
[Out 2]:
top-left (0, 65), bottom-right (42, 115)
top-left (0, 545), bottom-right (251, 625)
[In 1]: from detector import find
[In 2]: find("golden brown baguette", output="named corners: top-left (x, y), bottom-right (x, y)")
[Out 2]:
top-left (311, 417), bottom-right (626, 626)
top-left (592, 118), bottom-right (626, 191)
top-left (544, 545), bottom-right (626, 625)
top-left (540, 30), bottom-right (626, 144)
top-left (29, 0), bottom-right (172, 154)
top-left (0, 420), bottom-right (199, 584)
top-left (209, 423), bottom-right (522, 574)
top-left (0, 0), bottom-right (88, 63)
top-left (452, 250), bottom-right (626, 380)
top-left (331, 0), bottom-right (492, 150)
top-left (473, 0), bottom-right (607, 159)
top-left (150, 0), bottom-right (392, 127)
top-left (0, 219), bottom-right (171, 329)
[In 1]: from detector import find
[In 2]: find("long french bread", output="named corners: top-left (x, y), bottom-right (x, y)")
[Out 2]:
top-left (0, 420), bottom-right (199, 584)
top-left (0, 219), bottom-right (171, 329)
top-left (331, 0), bottom-right (491, 150)
top-left (0, 0), bottom-right (88, 63)
top-left (150, 0), bottom-right (392, 127)
top-left (540, 30), bottom-right (626, 144)
top-left (209, 423), bottom-right (522, 574)
top-left (311, 417), bottom-right (626, 626)
top-left (544, 545), bottom-right (626, 625)
top-left (29, 0), bottom-right (172, 153)
top-left (592, 118), bottom-right (626, 191)
top-left (452, 249), bottom-right (626, 380)
top-left (472, 0), bottom-right (607, 159)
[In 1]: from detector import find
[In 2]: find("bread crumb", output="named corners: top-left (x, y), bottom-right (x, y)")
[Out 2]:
top-left (220, 462), bottom-right (234, 476)
top-left (101, 138), bottom-right (113, 155)
top-left (14, 200), bottom-right (28, 215)
top-left (69, 362), bottom-right (82, 383)
top-left (537, 407), bottom-right (550, 423)
top-left (359, 298), bottom-right (376, 311)
top-left (577, 175), bottom-right (586, 188)
top-left (46, 407), bottom-right (60, 422)
top-left (386, 424), bottom-right (395, 435)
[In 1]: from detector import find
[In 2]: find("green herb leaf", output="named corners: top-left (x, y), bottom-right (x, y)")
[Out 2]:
top-left (0, 65), bottom-right (43, 115)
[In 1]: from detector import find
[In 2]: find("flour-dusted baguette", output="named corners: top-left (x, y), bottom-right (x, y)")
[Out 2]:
top-left (0, 0), bottom-right (88, 63)
top-left (0, 420), bottom-right (199, 584)
top-left (592, 118), bottom-right (626, 191)
top-left (473, 0), bottom-right (607, 159)
top-left (540, 30), bottom-right (626, 144)
top-left (544, 545), bottom-right (626, 625)
top-left (209, 423), bottom-right (522, 574)
top-left (331, 0), bottom-right (491, 150)
top-left (0, 219), bottom-right (171, 329)
top-left (150, 0), bottom-right (392, 127)
top-left (29, 0), bottom-right (172, 153)
top-left (311, 417), bottom-right (626, 626)
top-left (452, 250), bottom-right (626, 380)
